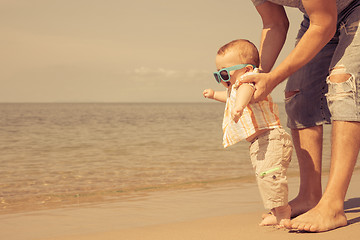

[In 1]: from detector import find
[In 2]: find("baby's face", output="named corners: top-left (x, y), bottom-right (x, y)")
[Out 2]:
top-left (215, 51), bottom-right (247, 89)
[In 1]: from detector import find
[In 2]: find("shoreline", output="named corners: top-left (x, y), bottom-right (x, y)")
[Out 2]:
top-left (1, 171), bottom-right (360, 240)
top-left (5, 166), bottom-right (360, 216)
top-left (0, 169), bottom-right (306, 216)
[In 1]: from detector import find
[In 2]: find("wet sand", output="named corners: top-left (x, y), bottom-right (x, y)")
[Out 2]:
top-left (1, 172), bottom-right (360, 240)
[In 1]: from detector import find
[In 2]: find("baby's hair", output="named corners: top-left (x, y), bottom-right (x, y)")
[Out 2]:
top-left (217, 39), bottom-right (259, 67)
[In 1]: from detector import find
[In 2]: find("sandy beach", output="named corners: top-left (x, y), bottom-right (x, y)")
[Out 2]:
top-left (46, 210), bottom-right (360, 240)
top-left (0, 170), bottom-right (359, 240)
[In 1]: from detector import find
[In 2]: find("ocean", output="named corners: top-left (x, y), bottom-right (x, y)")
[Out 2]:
top-left (0, 103), bottom-right (357, 214)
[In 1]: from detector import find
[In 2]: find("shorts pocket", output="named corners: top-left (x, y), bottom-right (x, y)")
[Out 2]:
top-left (256, 166), bottom-right (289, 209)
top-left (256, 166), bottom-right (282, 180)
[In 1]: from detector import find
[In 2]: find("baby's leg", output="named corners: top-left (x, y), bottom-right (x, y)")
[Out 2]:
top-left (250, 128), bottom-right (293, 227)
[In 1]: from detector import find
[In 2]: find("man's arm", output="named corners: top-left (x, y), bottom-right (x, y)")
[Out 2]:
top-left (242, 0), bottom-right (337, 101)
top-left (256, 2), bottom-right (289, 73)
top-left (269, 0), bottom-right (337, 85)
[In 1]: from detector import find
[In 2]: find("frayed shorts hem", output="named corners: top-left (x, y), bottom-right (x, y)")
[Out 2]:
top-left (287, 120), bottom-right (331, 130)
top-left (331, 118), bottom-right (360, 122)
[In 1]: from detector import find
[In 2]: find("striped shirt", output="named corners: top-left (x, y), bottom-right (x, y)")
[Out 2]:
top-left (222, 79), bottom-right (281, 148)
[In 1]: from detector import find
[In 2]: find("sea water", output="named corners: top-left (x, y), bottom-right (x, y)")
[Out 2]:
top-left (0, 103), bottom-right (356, 213)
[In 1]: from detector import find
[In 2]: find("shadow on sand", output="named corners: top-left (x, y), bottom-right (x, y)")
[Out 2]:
top-left (345, 197), bottom-right (360, 225)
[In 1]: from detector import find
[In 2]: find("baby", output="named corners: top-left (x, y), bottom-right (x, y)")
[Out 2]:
top-left (203, 39), bottom-right (293, 226)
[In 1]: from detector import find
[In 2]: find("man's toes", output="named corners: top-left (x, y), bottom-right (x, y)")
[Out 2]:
top-left (309, 224), bottom-right (319, 232)
top-left (303, 223), bottom-right (312, 232)
top-left (290, 221), bottom-right (300, 229)
top-left (297, 222), bottom-right (306, 231)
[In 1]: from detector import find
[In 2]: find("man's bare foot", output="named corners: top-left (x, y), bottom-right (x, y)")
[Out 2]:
top-left (260, 205), bottom-right (291, 227)
top-left (288, 194), bottom-right (320, 218)
top-left (261, 194), bottom-right (320, 220)
top-left (283, 202), bottom-right (347, 232)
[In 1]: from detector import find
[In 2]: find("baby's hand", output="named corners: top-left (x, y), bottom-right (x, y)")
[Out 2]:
top-left (203, 89), bottom-right (215, 99)
top-left (231, 106), bottom-right (244, 123)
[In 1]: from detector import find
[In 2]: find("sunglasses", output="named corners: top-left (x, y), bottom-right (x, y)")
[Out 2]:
top-left (213, 64), bottom-right (256, 84)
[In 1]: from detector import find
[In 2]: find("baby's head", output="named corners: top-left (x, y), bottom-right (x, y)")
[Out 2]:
top-left (214, 39), bottom-right (259, 88)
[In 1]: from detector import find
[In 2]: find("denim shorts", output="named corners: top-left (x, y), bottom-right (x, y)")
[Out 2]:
top-left (249, 128), bottom-right (293, 209)
top-left (285, 0), bottom-right (360, 129)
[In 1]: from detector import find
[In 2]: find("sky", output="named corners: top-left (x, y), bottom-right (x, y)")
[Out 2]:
top-left (0, 0), bottom-right (303, 103)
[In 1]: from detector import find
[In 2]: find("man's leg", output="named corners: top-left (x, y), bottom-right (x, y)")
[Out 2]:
top-left (289, 125), bottom-right (323, 217)
top-left (286, 121), bottom-right (360, 232)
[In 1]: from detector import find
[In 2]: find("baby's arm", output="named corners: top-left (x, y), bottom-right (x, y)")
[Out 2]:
top-left (231, 83), bottom-right (255, 123)
top-left (203, 89), bottom-right (227, 103)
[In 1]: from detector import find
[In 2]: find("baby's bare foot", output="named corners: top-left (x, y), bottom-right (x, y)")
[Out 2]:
top-left (260, 205), bottom-right (291, 227)
top-left (260, 214), bottom-right (277, 226)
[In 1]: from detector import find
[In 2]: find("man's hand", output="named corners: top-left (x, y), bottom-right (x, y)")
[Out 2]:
top-left (240, 72), bottom-right (275, 102)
